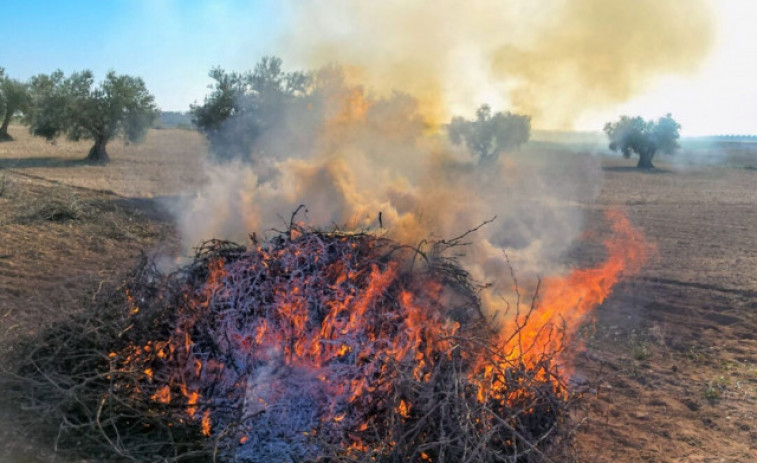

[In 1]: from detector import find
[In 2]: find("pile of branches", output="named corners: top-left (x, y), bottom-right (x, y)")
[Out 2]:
top-left (2, 225), bottom-right (574, 462)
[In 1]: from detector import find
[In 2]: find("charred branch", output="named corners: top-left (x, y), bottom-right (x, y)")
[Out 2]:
top-left (2, 228), bottom-right (577, 462)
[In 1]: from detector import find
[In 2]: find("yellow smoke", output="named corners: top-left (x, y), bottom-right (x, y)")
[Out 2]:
top-left (283, 0), bottom-right (714, 129)
top-left (491, 0), bottom-right (716, 128)
top-left (176, 78), bottom-right (594, 302)
top-left (176, 0), bottom-right (715, 312)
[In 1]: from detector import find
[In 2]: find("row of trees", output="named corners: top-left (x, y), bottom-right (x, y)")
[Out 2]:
top-left (189, 57), bottom-right (677, 168)
top-left (1, 58), bottom-right (680, 168)
top-left (0, 68), bottom-right (157, 163)
top-left (189, 57), bottom-right (532, 165)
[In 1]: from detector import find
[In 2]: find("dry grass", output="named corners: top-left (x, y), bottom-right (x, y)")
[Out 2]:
top-left (0, 125), bottom-right (208, 198)
top-left (0, 172), bottom-right (175, 341)
top-left (0, 127), bottom-right (205, 462)
top-left (0, 171), bottom-right (183, 462)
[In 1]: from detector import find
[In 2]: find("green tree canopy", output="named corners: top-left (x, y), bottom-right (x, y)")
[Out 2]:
top-left (192, 57), bottom-right (429, 165)
top-left (0, 69), bottom-right (31, 141)
top-left (191, 56), bottom-right (311, 162)
top-left (448, 104), bottom-right (531, 163)
top-left (26, 70), bottom-right (158, 163)
top-left (603, 113), bottom-right (681, 169)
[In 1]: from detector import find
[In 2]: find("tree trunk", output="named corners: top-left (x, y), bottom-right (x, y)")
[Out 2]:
top-left (0, 114), bottom-right (12, 142)
top-left (86, 137), bottom-right (109, 164)
top-left (636, 150), bottom-right (655, 169)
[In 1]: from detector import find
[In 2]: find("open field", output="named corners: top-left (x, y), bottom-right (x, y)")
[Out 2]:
top-left (0, 127), bottom-right (756, 462)
top-left (0, 125), bottom-right (207, 197)
top-left (573, 162), bottom-right (757, 462)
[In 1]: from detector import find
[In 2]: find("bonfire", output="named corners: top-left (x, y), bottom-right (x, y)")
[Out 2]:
top-left (4, 210), bottom-right (646, 462)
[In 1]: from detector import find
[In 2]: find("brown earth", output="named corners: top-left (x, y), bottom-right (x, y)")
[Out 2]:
top-left (0, 125), bottom-right (755, 462)
top-left (572, 160), bottom-right (757, 463)
top-left (0, 126), bottom-right (205, 462)
top-left (0, 124), bottom-right (207, 197)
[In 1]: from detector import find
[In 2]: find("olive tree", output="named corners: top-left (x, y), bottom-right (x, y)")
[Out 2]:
top-left (26, 70), bottom-right (158, 163)
top-left (603, 113), bottom-right (681, 169)
top-left (0, 68), bottom-right (31, 141)
top-left (191, 56), bottom-right (311, 162)
top-left (448, 104), bottom-right (531, 163)
top-left (193, 58), bottom-right (429, 165)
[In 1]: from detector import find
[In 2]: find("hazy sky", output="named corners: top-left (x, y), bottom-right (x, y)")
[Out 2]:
top-left (2, 0), bottom-right (755, 135)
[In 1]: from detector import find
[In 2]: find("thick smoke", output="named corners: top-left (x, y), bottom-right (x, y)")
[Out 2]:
top-left (175, 0), bottom-right (713, 308)
top-left (176, 72), bottom-right (600, 309)
top-left (282, 0), bottom-right (714, 130)
top-left (491, 0), bottom-right (715, 128)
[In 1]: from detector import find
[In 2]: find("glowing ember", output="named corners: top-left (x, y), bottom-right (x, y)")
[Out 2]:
top-left (106, 210), bottom-right (646, 461)
top-left (11, 210), bottom-right (648, 462)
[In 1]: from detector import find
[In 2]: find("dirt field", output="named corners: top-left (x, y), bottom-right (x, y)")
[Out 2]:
top-left (573, 161), bottom-right (757, 462)
top-left (0, 126), bottom-right (755, 462)
top-left (0, 125), bottom-right (207, 197)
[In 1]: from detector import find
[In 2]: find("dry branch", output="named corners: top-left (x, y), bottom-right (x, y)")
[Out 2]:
top-left (2, 225), bottom-right (576, 462)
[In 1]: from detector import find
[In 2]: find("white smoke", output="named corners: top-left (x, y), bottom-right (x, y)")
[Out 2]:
top-left (174, 84), bottom-right (603, 308)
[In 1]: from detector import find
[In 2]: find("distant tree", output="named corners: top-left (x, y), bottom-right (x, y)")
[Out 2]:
top-left (448, 104), bottom-right (531, 163)
top-left (191, 56), bottom-right (311, 162)
top-left (603, 113), bottom-right (681, 169)
top-left (26, 70), bottom-right (158, 163)
top-left (0, 69), bottom-right (31, 141)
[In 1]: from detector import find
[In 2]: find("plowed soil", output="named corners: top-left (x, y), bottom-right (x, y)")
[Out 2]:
top-left (573, 161), bottom-right (757, 462)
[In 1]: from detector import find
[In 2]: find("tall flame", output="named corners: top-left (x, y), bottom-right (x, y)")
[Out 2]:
top-left (472, 208), bottom-right (650, 403)
top-left (503, 208), bottom-right (648, 366)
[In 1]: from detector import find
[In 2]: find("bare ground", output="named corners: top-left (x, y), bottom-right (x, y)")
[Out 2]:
top-left (1, 126), bottom-right (756, 462)
top-left (0, 126), bottom-right (201, 462)
top-left (572, 161), bottom-right (757, 462)
top-left (0, 125), bottom-right (207, 197)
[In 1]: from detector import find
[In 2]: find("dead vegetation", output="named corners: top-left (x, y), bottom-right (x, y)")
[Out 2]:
top-left (2, 224), bottom-right (575, 463)
top-left (0, 171), bottom-right (175, 349)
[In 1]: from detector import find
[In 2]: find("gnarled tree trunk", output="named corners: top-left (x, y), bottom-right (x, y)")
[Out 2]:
top-left (86, 136), bottom-right (109, 164)
top-left (636, 150), bottom-right (655, 169)
top-left (0, 115), bottom-right (12, 142)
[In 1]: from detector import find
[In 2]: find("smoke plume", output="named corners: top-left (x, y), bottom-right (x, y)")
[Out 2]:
top-left (176, 73), bottom-right (600, 310)
top-left (282, 0), bottom-right (714, 129)
top-left (491, 0), bottom-right (715, 128)
top-left (175, 0), bottom-right (708, 308)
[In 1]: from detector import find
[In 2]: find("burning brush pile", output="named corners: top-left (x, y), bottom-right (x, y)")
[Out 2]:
top-left (3, 219), bottom-right (583, 463)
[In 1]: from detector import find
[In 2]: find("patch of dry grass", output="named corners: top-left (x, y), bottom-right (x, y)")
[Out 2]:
top-left (0, 171), bottom-right (180, 462)
top-left (0, 125), bottom-right (208, 197)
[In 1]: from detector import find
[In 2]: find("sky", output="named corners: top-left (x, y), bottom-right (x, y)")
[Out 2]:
top-left (1, 0), bottom-right (756, 136)
top-left (576, 1), bottom-right (757, 136)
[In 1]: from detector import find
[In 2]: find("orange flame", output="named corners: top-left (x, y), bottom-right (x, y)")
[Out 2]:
top-left (201, 410), bottom-right (212, 437)
top-left (116, 209), bottom-right (650, 454)
top-left (151, 385), bottom-right (171, 404)
top-left (473, 208), bottom-right (651, 402)
top-left (505, 208), bottom-right (647, 364)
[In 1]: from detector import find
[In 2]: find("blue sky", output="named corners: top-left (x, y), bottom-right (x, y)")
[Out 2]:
top-left (1, 0), bottom-right (284, 110)
top-left (2, 1), bottom-right (757, 134)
